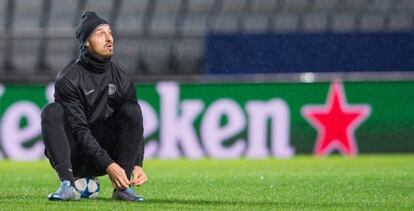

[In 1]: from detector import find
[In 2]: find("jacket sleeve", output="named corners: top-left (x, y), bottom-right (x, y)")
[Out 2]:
top-left (125, 81), bottom-right (144, 167)
top-left (125, 81), bottom-right (138, 102)
top-left (55, 78), bottom-right (113, 170)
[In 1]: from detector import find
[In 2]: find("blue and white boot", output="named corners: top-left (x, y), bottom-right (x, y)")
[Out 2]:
top-left (112, 187), bottom-right (144, 202)
top-left (48, 180), bottom-right (80, 201)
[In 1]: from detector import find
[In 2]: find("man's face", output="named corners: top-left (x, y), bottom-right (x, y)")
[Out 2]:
top-left (85, 24), bottom-right (114, 59)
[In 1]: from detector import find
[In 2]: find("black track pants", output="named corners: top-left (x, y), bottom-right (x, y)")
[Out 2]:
top-left (41, 102), bottom-right (144, 182)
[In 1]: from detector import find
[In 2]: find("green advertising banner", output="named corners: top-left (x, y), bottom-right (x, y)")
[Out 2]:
top-left (0, 81), bottom-right (413, 160)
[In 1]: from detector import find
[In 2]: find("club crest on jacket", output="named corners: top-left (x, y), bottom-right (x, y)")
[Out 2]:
top-left (108, 84), bottom-right (117, 95)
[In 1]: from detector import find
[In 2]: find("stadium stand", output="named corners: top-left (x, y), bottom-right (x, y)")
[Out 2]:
top-left (0, 0), bottom-right (413, 80)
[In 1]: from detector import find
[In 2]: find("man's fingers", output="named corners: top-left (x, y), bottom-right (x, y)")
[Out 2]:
top-left (131, 178), bottom-right (140, 186)
top-left (132, 171), bottom-right (138, 179)
top-left (113, 167), bottom-right (130, 188)
top-left (131, 173), bottom-right (144, 185)
top-left (134, 174), bottom-right (148, 186)
top-left (130, 179), bottom-right (138, 186)
top-left (107, 163), bottom-right (135, 189)
top-left (138, 176), bottom-right (148, 185)
top-left (116, 172), bottom-right (130, 189)
top-left (114, 177), bottom-right (129, 189)
top-left (112, 173), bottom-right (129, 189)
top-left (138, 174), bottom-right (147, 183)
top-left (135, 172), bottom-right (144, 180)
top-left (120, 177), bottom-right (130, 189)
top-left (130, 167), bottom-right (148, 186)
top-left (114, 179), bottom-right (122, 189)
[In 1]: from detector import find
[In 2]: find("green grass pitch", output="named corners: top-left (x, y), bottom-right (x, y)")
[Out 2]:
top-left (0, 155), bottom-right (413, 210)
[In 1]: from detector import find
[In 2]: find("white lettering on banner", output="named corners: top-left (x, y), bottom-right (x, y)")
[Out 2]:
top-left (1, 101), bottom-right (44, 160)
top-left (0, 83), bottom-right (4, 159)
top-left (46, 83), bottom-right (55, 103)
top-left (139, 100), bottom-right (159, 158)
top-left (201, 99), bottom-right (246, 158)
top-left (0, 82), bottom-right (296, 160)
top-left (157, 82), bottom-right (204, 159)
top-left (245, 100), bottom-right (294, 158)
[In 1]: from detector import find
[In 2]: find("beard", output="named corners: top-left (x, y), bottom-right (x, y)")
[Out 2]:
top-left (100, 50), bottom-right (113, 59)
top-left (89, 45), bottom-right (113, 60)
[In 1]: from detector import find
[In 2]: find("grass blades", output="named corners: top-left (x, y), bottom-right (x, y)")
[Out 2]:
top-left (0, 155), bottom-right (413, 210)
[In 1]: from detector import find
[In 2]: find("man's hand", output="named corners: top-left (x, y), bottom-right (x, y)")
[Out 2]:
top-left (106, 162), bottom-right (130, 190)
top-left (130, 166), bottom-right (148, 186)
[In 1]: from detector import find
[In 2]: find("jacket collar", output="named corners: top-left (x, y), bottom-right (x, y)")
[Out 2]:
top-left (78, 47), bottom-right (110, 73)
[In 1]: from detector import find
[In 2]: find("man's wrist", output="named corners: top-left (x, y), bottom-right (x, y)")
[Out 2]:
top-left (105, 162), bottom-right (115, 172)
top-left (135, 161), bottom-right (143, 168)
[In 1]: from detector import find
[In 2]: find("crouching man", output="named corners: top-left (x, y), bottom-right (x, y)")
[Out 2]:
top-left (41, 11), bottom-right (147, 202)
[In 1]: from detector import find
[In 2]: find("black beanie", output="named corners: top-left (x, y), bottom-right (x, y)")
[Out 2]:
top-left (75, 11), bottom-right (108, 48)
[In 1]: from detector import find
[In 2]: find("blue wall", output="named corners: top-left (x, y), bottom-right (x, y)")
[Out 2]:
top-left (205, 32), bottom-right (414, 74)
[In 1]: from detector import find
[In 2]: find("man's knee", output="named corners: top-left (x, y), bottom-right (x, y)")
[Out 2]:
top-left (41, 102), bottom-right (64, 125)
top-left (118, 102), bottom-right (143, 124)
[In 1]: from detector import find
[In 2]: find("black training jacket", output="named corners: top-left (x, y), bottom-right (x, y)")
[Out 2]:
top-left (54, 53), bottom-right (144, 170)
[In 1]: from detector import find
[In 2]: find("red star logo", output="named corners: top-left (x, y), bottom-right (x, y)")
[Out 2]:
top-left (301, 81), bottom-right (371, 156)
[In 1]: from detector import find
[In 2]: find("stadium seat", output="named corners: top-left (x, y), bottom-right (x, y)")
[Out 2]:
top-left (302, 13), bottom-right (329, 32)
top-left (0, 0), bottom-right (7, 32)
top-left (312, 0), bottom-right (339, 12)
top-left (282, 0), bottom-right (311, 12)
top-left (115, 0), bottom-right (147, 34)
top-left (187, 0), bottom-right (216, 15)
top-left (14, 0), bottom-right (42, 28)
top-left (182, 15), bottom-right (210, 35)
top-left (47, 39), bottom-right (78, 73)
top-left (250, 0), bottom-right (278, 15)
top-left (369, 0), bottom-right (392, 12)
top-left (175, 40), bottom-right (203, 74)
top-left (153, 0), bottom-right (182, 15)
top-left (394, 0), bottom-right (414, 12)
top-left (387, 14), bottom-right (412, 31)
top-left (359, 14), bottom-right (386, 31)
top-left (150, 15), bottom-right (178, 35)
top-left (331, 13), bottom-right (358, 32)
top-left (84, 0), bottom-right (113, 20)
top-left (210, 14), bottom-right (240, 32)
top-left (11, 39), bottom-right (41, 74)
top-left (112, 38), bottom-right (142, 74)
top-left (0, 39), bottom-right (4, 67)
top-left (220, 0), bottom-right (249, 14)
top-left (49, 0), bottom-right (77, 28)
top-left (139, 39), bottom-right (172, 74)
top-left (271, 13), bottom-right (300, 32)
top-left (243, 15), bottom-right (270, 32)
